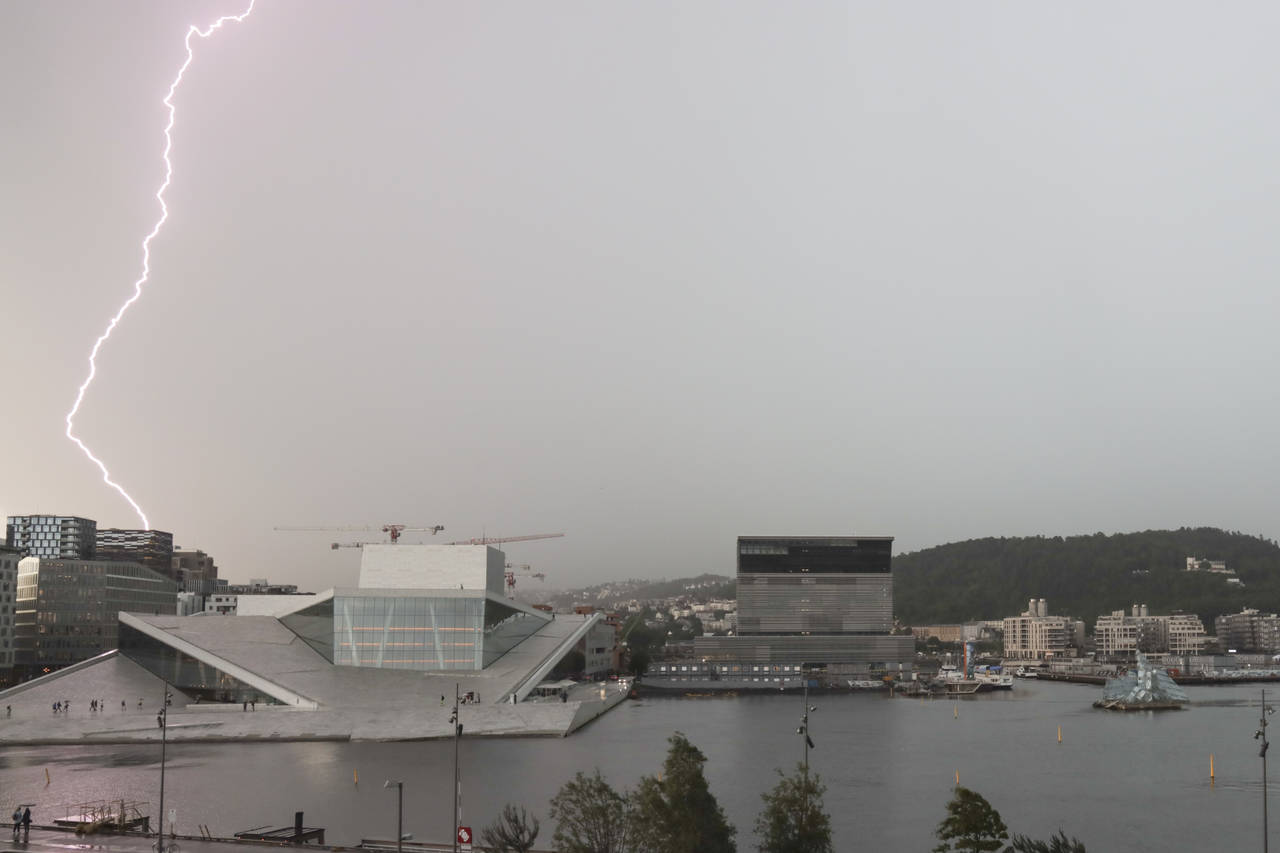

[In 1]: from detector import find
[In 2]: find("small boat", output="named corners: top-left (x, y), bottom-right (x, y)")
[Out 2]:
top-left (943, 680), bottom-right (983, 695)
top-left (973, 665), bottom-right (1014, 690)
top-left (934, 665), bottom-right (1011, 693)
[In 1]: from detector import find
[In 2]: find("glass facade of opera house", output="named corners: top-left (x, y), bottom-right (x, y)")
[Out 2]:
top-left (118, 592), bottom-right (549, 700)
top-left (119, 623), bottom-right (276, 704)
top-left (319, 594), bottom-right (546, 670)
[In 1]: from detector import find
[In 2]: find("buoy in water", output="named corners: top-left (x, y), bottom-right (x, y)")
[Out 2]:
top-left (45, 767), bottom-right (50, 785)
top-left (354, 769), bottom-right (359, 786)
top-left (1210, 753), bottom-right (1215, 786)
top-left (1057, 725), bottom-right (1062, 744)
top-left (953, 704), bottom-right (958, 719)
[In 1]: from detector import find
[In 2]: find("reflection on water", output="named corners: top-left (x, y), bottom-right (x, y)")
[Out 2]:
top-left (0, 681), bottom-right (1269, 851)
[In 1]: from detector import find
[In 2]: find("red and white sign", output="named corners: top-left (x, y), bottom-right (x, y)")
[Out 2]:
top-left (457, 826), bottom-right (472, 850)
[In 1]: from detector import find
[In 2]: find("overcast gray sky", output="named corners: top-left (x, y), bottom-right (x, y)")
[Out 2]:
top-left (3, 1), bottom-right (1279, 591)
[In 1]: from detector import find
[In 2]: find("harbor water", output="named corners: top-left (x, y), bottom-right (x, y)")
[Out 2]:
top-left (0, 679), bottom-right (1270, 850)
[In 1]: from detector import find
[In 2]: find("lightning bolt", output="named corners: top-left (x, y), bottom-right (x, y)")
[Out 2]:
top-left (64, 1), bottom-right (257, 530)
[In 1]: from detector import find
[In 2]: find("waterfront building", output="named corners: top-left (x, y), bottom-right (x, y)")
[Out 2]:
top-left (96, 528), bottom-right (175, 580)
top-left (5, 515), bottom-right (96, 560)
top-left (0, 543), bottom-right (622, 740)
top-left (686, 535), bottom-right (914, 685)
top-left (1092, 606), bottom-right (1205, 661)
top-left (1166, 614), bottom-right (1209, 655)
top-left (1215, 608), bottom-right (1280, 653)
top-left (0, 544), bottom-right (21, 684)
top-left (14, 556), bottom-right (177, 678)
top-left (14, 544), bottom-right (598, 700)
top-left (1002, 598), bottom-right (1085, 661)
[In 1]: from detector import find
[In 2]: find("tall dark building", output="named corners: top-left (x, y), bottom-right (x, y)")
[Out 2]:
top-left (96, 529), bottom-right (175, 580)
top-left (683, 535), bottom-right (914, 686)
top-left (6, 516), bottom-right (97, 560)
top-left (736, 535), bottom-right (893, 634)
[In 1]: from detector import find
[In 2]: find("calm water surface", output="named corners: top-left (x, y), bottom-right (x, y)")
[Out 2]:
top-left (0, 680), bottom-right (1270, 850)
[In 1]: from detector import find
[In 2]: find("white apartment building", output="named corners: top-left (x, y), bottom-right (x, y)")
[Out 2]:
top-left (204, 593), bottom-right (238, 615)
top-left (1094, 605), bottom-right (1208, 661)
top-left (1167, 614), bottom-right (1209, 654)
top-left (1003, 598), bottom-right (1084, 660)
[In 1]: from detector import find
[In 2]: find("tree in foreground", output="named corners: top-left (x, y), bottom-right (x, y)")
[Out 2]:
top-left (933, 785), bottom-right (1008, 853)
top-left (630, 731), bottom-right (736, 853)
top-left (548, 769), bottom-right (631, 853)
top-left (753, 764), bottom-right (833, 853)
top-left (479, 803), bottom-right (539, 853)
top-left (1006, 830), bottom-right (1088, 852)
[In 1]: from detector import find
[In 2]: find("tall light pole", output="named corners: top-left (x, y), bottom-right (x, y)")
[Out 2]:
top-left (1258, 688), bottom-right (1276, 853)
top-left (383, 781), bottom-right (403, 853)
top-left (796, 668), bottom-right (815, 777)
top-left (450, 683), bottom-right (463, 853)
top-left (156, 681), bottom-right (169, 851)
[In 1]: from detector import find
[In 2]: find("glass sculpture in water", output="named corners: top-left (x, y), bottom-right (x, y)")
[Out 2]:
top-left (1094, 652), bottom-right (1189, 710)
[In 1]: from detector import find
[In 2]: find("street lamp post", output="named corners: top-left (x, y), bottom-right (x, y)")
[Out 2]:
top-left (1258, 688), bottom-right (1276, 853)
top-left (383, 781), bottom-right (403, 853)
top-left (156, 681), bottom-right (169, 851)
top-left (450, 683), bottom-right (463, 853)
top-left (796, 668), bottom-right (815, 777)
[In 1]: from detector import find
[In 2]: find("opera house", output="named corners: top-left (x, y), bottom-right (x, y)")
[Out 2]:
top-left (0, 546), bottom-right (622, 742)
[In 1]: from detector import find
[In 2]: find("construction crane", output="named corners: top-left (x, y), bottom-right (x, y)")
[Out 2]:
top-left (275, 524), bottom-right (444, 545)
top-left (503, 562), bottom-right (548, 597)
top-left (504, 568), bottom-right (549, 597)
top-left (444, 533), bottom-right (564, 546)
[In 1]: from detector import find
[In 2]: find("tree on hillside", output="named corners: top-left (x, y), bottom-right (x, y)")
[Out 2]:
top-left (1007, 830), bottom-right (1088, 852)
top-left (753, 764), bottom-right (833, 853)
top-left (627, 647), bottom-right (651, 676)
top-left (479, 804), bottom-right (539, 853)
top-left (548, 770), bottom-right (631, 853)
top-left (933, 786), bottom-right (1008, 853)
top-left (893, 528), bottom-right (1280, 626)
top-left (630, 732), bottom-right (736, 853)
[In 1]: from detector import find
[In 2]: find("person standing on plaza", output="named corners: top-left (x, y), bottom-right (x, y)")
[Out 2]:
top-left (21, 807), bottom-right (31, 838)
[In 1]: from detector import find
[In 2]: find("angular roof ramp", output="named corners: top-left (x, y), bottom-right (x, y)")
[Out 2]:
top-left (504, 611), bottom-right (604, 703)
top-left (119, 612), bottom-right (320, 709)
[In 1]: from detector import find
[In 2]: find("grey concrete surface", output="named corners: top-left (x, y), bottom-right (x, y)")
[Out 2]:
top-left (0, 614), bottom-right (628, 744)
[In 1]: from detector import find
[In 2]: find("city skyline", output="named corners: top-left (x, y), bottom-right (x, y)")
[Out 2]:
top-left (4, 2), bottom-right (1280, 590)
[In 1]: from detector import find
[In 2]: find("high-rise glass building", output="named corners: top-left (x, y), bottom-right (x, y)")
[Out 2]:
top-left (0, 545), bottom-right (21, 684)
top-left (6, 516), bottom-right (97, 560)
top-left (15, 557), bottom-right (177, 677)
top-left (96, 529), bottom-right (175, 580)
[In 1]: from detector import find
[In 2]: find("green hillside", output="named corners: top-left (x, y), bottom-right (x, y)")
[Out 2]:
top-left (893, 527), bottom-right (1280, 629)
